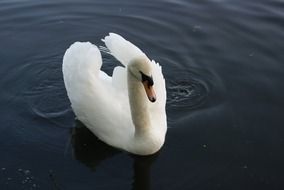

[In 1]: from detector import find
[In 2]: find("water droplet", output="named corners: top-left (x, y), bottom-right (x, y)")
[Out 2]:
top-left (192, 25), bottom-right (201, 32)
top-left (24, 170), bottom-right (31, 175)
top-left (249, 50), bottom-right (255, 57)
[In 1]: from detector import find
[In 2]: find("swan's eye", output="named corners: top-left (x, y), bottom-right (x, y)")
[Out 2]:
top-left (140, 71), bottom-right (154, 86)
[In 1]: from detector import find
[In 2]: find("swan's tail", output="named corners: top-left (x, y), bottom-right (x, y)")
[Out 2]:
top-left (102, 33), bottom-right (146, 66)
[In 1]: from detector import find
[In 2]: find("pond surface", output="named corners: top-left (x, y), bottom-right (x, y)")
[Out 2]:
top-left (1, 0), bottom-right (284, 189)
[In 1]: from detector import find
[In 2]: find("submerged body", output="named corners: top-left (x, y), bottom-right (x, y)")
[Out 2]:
top-left (62, 33), bottom-right (167, 155)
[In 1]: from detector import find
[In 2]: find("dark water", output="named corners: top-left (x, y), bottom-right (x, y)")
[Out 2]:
top-left (1, 0), bottom-right (284, 189)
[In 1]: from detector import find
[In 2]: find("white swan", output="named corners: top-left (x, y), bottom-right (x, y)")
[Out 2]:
top-left (62, 33), bottom-right (167, 155)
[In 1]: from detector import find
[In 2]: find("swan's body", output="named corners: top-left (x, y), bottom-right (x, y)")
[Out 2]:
top-left (62, 33), bottom-right (167, 155)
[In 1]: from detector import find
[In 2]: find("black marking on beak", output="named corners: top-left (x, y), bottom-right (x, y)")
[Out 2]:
top-left (140, 71), bottom-right (154, 86)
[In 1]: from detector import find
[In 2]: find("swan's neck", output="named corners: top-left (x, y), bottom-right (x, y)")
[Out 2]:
top-left (128, 70), bottom-right (151, 136)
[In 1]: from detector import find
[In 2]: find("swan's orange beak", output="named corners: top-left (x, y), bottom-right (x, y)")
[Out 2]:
top-left (143, 81), bottom-right (156, 102)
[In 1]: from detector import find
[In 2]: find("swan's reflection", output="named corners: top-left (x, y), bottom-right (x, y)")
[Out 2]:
top-left (72, 120), bottom-right (158, 190)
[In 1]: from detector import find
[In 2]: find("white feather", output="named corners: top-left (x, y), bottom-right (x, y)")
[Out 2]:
top-left (102, 33), bottom-right (146, 66)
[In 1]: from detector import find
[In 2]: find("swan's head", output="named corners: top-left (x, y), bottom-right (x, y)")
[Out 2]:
top-left (128, 56), bottom-right (156, 103)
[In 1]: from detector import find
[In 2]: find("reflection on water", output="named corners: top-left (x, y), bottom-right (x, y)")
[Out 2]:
top-left (72, 121), bottom-right (119, 170)
top-left (72, 121), bottom-right (158, 190)
top-left (131, 154), bottom-right (158, 190)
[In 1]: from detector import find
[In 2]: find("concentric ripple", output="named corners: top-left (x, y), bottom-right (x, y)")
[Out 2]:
top-left (166, 72), bottom-right (209, 109)
top-left (22, 53), bottom-right (74, 128)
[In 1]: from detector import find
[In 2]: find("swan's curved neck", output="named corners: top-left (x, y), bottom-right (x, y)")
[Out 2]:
top-left (127, 70), bottom-right (151, 136)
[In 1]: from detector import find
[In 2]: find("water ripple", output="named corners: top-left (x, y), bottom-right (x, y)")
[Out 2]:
top-left (166, 71), bottom-right (209, 109)
top-left (21, 53), bottom-right (74, 128)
